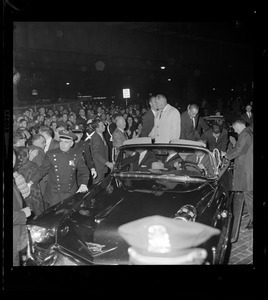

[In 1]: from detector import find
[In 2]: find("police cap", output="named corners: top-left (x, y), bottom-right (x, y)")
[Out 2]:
top-left (58, 129), bottom-right (77, 140)
top-left (118, 215), bottom-right (220, 264)
top-left (71, 125), bottom-right (83, 134)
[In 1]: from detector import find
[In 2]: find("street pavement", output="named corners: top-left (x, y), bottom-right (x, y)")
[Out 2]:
top-left (228, 208), bottom-right (253, 265)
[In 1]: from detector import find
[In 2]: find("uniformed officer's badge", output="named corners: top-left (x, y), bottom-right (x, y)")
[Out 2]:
top-left (147, 225), bottom-right (171, 253)
top-left (69, 160), bottom-right (75, 166)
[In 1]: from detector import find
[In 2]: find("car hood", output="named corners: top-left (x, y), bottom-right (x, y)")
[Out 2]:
top-left (54, 176), bottom-right (215, 265)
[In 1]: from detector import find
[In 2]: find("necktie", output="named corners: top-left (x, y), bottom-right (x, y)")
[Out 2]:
top-left (192, 117), bottom-right (195, 129)
top-left (197, 156), bottom-right (201, 164)
top-left (101, 134), bottom-right (107, 146)
top-left (159, 110), bottom-right (163, 119)
top-left (248, 112), bottom-right (251, 118)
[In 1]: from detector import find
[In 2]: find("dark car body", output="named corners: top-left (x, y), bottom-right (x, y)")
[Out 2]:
top-left (26, 138), bottom-right (236, 266)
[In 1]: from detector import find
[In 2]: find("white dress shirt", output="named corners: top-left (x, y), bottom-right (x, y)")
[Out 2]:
top-left (44, 136), bottom-right (52, 153)
top-left (138, 150), bottom-right (147, 165)
top-left (166, 153), bottom-right (177, 162)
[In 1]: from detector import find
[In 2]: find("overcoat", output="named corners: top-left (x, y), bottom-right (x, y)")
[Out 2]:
top-left (91, 132), bottom-right (109, 181)
top-left (226, 127), bottom-right (253, 191)
top-left (30, 147), bottom-right (89, 206)
top-left (17, 160), bottom-right (45, 216)
top-left (28, 145), bottom-right (47, 196)
top-left (73, 139), bottom-right (95, 170)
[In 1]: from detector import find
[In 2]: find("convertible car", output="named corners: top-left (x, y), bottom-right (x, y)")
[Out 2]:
top-left (26, 138), bottom-right (239, 266)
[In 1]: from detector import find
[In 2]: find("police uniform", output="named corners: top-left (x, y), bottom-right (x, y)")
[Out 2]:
top-left (118, 215), bottom-right (220, 265)
top-left (30, 130), bottom-right (90, 207)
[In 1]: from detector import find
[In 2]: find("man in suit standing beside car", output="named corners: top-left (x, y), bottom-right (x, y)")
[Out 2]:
top-left (140, 96), bottom-right (158, 137)
top-left (180, 104), bottom-right (210, 141)
top-left (38, 126), bottom-right (60, 198)
top-left (71, 125), bottom-right (97, 186)
top-left (221, 118), bottom-right (253, 230)
top-left (90, 118), bottom-right (115, 183)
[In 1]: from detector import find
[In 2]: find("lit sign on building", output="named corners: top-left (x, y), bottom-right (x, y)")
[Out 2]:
top-left (123, 89), bottom-right (130, 99)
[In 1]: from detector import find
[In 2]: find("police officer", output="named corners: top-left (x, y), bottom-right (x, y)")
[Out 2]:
top-left (27, 129), bottom-right (90, 208)
top-left (72, 125), bottom-right (97, 185)
top-left (118, 215), bottom-right (220, 265)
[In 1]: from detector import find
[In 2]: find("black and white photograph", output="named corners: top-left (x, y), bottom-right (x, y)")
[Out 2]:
top-left (2, 1), bottom-right (267, 296)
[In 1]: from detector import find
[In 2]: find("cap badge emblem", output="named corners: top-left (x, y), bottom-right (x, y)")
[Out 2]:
top-left (147, 225), bottom-right (171, 253)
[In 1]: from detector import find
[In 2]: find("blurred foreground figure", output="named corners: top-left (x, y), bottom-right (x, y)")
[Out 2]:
top-left (118, 215), bottom-right (220, 265)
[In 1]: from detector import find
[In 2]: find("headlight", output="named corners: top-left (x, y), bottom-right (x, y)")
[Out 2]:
top-left (174, 205), bottom-right (197, 222)
top-left (27, 225), bottom-right (55, 243)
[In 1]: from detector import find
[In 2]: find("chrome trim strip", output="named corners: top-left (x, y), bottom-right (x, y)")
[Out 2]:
top-left (95, 197), bottom-right (124, 223)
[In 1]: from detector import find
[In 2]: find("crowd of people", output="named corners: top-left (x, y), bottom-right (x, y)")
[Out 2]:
top-left (12, 93), bottom-right (254, 265)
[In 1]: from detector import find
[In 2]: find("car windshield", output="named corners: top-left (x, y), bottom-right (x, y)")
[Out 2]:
top-left (113, 144), bottom-right (217, 183)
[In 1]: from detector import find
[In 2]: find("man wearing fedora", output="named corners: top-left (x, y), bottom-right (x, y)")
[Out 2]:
top-left (27, 129), bottom-right (90, 208)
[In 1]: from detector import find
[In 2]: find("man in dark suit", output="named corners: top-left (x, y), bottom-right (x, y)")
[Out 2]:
top-left (72, 125), bottom-right (97, 185)
top-left (180, 104), bottom-right (210, 141)
top-left (185, 149), bottom-right (215, 177)
top-left (121, 148), bottom-right (158, 171)
top-left (201, 123), bottom-right (229, 152)
top-left (90, 118), bottom-right (114, 183)
top-left (38, 126), bottom-right (60, 198)
top-left (112, 116), bottom-right (128, 162)
top-left (223, 118), bottom-right (253, 230)
top-left (163, 149), bottom-right (183, 170)
top-left (140, 96), bottom-right (158, 137)
top-left (240, 103), bottom-right (253, 127)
